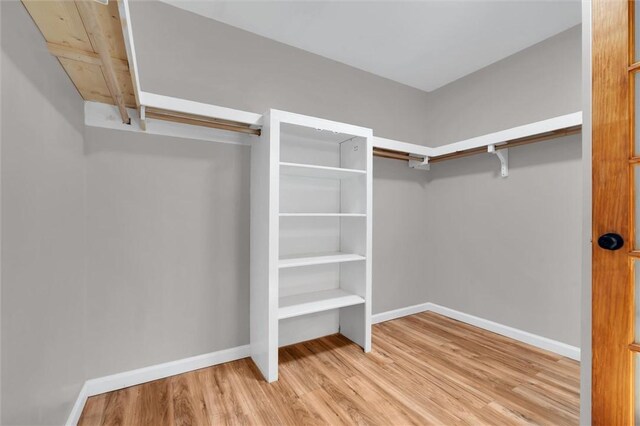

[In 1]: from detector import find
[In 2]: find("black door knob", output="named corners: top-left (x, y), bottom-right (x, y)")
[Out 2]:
top-left (598, 233), bottom-right (624, 251)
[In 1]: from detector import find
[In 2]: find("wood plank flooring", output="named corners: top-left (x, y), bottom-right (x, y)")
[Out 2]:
top-left (79, 312), bottom-right (580, 425)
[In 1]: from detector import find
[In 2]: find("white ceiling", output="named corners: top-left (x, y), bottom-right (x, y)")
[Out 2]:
top-left (159, 0), bottom-right (581, 92)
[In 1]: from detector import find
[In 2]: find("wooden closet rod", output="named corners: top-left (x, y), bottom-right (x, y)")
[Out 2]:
top-left (372, 125), bottom-right (581, 164)
top-left (142, 105), bottom-right (580, 165)
top-left (145, 107), bottom-right (261, 136)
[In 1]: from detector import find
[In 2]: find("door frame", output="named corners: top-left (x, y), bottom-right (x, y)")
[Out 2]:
top-left (591, 0), bottom-right (634, 423)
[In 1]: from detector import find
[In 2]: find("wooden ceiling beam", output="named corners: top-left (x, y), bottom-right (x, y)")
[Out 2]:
top-left (75, 0), bottom-right (130, 124)
top-left (47, 42), bottom-right (129, 72)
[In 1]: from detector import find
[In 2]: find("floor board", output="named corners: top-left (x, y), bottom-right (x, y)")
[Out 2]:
top-left (79, 312), bottom-right (580, 425)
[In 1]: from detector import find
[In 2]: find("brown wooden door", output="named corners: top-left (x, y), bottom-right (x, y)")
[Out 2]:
top-left (592, 0), bottom-right (634, 423)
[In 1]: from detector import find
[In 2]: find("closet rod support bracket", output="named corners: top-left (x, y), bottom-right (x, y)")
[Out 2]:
top-left (408, 156), bottom-right (430, 170)
top-left (488, 145), bottom-right (508, 177)
top-left (139, 105), bottom-right (147, 131)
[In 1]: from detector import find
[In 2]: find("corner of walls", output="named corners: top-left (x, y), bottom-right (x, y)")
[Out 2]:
top-left (416, 24), bottom-right (583, 349)
top-left (424, 24), bottom-right (582, 146)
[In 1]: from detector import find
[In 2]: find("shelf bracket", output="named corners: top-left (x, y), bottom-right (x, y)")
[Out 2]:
top-left (139, 105), bottom-right (147, 131)
top-left (408, 156), bottom-right (430, 170)
top-left (488, 145), bottom-right (508, 177)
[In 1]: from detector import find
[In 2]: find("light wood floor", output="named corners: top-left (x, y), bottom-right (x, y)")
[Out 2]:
top-left (79, 312), bottom-right (580, 425)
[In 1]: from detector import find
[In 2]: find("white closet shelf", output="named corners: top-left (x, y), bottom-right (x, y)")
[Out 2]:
top-left (279, 213), bottom-right (366, 218)
top-left (372, 111), bottom-right (582, 169)
top-left (278, 289), bottom-right (365, 320)
top-left (280, 162), bottom-right (365, 179)
top-left (279, 252), bottom-right (366, 269)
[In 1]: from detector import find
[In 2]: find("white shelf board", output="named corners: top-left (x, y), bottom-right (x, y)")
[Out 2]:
top-left (372, 111), bottom-right (582, 159)
top-left (280, 162), bottom-right (365, 180)
top-left (278, 289), bottom-right (365, 320)
top-left (138, 91), bottom-right (263, 126)
top-left (279, 252), bottom-right (365, 269)
top-left (428, 111), bottom-right (583, 156)
top-left (279, 213), bottom-right (366, 218)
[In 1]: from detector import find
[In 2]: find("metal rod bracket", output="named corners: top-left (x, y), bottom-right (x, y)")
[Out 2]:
top-left (409, 156), bottom-right (430, 170)
top-left (139, 105), bottom-right (147, 131)
top-left (488, 145), bottom-right (508, 177)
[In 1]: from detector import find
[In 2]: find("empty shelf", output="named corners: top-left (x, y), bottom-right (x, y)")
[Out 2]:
top-left (279, 213), bottom-right (366, 217)
top-left (280, 162), bottom-right (365, 179)
top-left (279, 252), bottom-right (365, 269)
top-left (279, 289), bottom-right (365, 320)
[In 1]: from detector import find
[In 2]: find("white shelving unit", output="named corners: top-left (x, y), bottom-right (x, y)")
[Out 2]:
top-left (250, 109), bottom-right (373, 382)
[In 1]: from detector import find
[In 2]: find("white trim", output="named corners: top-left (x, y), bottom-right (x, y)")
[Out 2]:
top-left (426, 303), bottom-right (580, 360)
top-left (138, 91), bottom-right (263, 126)
top-left (271, 108), bottom-right (372, 138)
top-left (117, 0), bottom-right (142, 105)
top-left (373, 302), bottom-right (580, 361)
top-left (371, 302), bottom-right (432, 324)
top-left (372, 136), bottom-right (432, 158)
top-left (65, 383), bottom-right (89, 426)
top-left (428, 111), bottom-right (583, 156)
top-left (84, 345), bottom-right (251, 396)
top-left (65, 344), bottom-right (250, 425)
top-left (84, 101), bottom-right (253, 147)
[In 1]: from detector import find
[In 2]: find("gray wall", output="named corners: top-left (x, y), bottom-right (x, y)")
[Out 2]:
top-left (415, 25), bottom-right (582, 346)
top-left (371, 157), bottom-right (431, 314)
top-left (420, 136), bottom-right (581, 346)
top-left (83, 128), bottom-right (250, 378)
top-left (1, 2), bottom-right (87, 424)
top-left (424, 25), bottom-right (582, 146)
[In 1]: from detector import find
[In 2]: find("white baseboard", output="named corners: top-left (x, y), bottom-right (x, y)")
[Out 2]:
top-left (372, 302), bottom-right (432, 324)
top-left (66, 344), bottom-right (251, 425)
top-left (373, 302), bottom-right (580, 361)
top-left (65, 383), bottom-right (89, 426)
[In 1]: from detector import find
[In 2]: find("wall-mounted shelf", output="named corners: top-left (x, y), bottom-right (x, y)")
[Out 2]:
top-left (279, 289), bottom-right (365, 320)
top-left (372, 111), bottom-right (582, 175)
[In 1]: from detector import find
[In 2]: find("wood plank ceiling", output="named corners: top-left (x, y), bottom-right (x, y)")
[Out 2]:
top-left (22, 0), bottom-right (136, 122)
